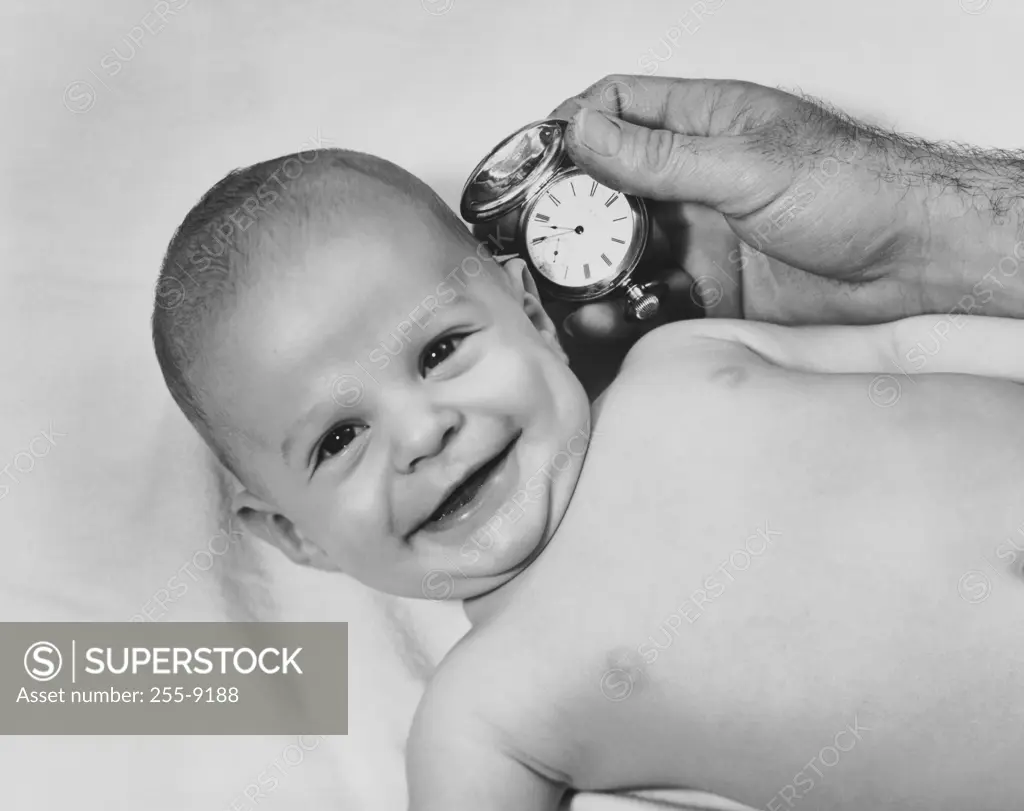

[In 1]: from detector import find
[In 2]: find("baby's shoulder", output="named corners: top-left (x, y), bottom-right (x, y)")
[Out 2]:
top-left (408, 625), bottom-right (578, 790)
top-left (592, 319), bottom-right (779, 430)
top-left (614, 318), bottom-right (778, 388)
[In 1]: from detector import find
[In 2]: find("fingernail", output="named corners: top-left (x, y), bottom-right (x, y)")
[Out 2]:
top-left (573, 108), bottom-right (621, 157)
top-left (562, 315), bottom-right (575, 338)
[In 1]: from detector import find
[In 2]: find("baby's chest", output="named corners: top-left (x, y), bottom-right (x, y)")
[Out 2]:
top-left (460, 596), bottom-right (721, 791)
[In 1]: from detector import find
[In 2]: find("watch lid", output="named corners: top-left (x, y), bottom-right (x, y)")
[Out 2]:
top-left (460, 119), bottom-right (566, 223)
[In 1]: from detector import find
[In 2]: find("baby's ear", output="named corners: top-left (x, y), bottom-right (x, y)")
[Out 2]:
top-left (495, 257), bottom-right (569, 364)
top-left (231, 489), bottom-right (342, 573)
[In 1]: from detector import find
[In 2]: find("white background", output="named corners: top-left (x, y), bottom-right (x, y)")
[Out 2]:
top-left (1, 0), bottom-right (1021, 808)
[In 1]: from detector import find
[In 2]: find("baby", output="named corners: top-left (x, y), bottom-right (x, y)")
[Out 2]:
top-left (152, 148), bottom-right (1024, 811)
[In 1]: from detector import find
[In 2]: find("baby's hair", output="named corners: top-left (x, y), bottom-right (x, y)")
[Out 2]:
top-left (151, 147), bottom-right (479, 484)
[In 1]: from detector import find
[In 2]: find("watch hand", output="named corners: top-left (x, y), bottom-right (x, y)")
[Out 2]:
top-left (533, 229), bottom-right (576, 243)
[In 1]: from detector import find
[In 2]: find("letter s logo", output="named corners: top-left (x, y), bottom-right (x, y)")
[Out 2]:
top-left (24, 641), bottom-right (62, 682)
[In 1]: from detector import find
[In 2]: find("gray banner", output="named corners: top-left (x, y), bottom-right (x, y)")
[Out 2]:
top-left (2, 622), bottom-right (347, 734)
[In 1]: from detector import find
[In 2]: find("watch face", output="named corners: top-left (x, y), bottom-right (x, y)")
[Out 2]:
top-left (522, 172), bottom-right (639, 290)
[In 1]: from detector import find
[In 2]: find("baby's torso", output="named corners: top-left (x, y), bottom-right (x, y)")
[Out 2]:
top-left (440, 327), bottom-right (1024, 810)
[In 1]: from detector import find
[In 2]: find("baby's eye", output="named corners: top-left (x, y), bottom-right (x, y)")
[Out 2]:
top-left (315, 423), bottom-right (365, 467)
top-left (420, 334), bottom-right (466, 375)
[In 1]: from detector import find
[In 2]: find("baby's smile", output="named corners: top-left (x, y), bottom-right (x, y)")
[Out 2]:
top-left (413, 430), bottom-right (522, 538)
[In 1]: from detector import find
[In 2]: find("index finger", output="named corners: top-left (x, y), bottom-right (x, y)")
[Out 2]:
top-left (547, 74), bottom-right (751, 138)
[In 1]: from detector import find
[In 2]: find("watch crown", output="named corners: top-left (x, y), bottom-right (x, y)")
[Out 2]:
top-left (625, 285), bottom-right (660, 321)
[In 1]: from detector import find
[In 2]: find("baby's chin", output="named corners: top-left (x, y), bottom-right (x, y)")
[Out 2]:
top-left (416, 462), bottom-right (582, 603)
top-left (450, 516), bottom-right (559, 626)
top-left (412, 498), bottom-right (551, 602)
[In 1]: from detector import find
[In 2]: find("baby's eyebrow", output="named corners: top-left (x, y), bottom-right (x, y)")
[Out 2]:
top-left (376, 292), bottom-right (476, 350)
top-left (406, 288), bottom-right (472, 320)
top-left (280, 367), bottom-right (372, 464)
top-left (280, 398), bottom-right (337, 464)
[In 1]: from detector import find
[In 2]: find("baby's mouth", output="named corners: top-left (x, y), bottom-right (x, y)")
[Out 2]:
top-left (419, 435), bottom-right (520, 533)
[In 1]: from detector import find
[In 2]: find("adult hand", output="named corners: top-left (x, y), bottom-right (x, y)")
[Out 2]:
top-left (544, 74), bottom-right (1024, 337)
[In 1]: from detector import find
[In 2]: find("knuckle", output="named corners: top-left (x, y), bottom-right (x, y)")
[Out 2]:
top-left (582, 73), bottom-right (630, 101)
top-left (640, 127), bottom-right (685, 176)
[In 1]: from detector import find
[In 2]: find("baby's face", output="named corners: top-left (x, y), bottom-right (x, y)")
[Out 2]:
top-left (212, 200), bottom-right (590, 600)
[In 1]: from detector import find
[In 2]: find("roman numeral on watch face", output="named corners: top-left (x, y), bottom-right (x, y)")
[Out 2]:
top-left (522, 174), bottom-right (635, 290)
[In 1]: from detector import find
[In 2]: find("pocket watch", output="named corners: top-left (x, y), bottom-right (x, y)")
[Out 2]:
top-left (460, 119), bottom-right (664, 321)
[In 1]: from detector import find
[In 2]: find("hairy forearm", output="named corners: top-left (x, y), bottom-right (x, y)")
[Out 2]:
top-left (789, 92), bottom-right (1024, 318)
top-left (920, 162), bottom-right (1024, 318)
top-left (862, 123), bottom-right (1024, 317)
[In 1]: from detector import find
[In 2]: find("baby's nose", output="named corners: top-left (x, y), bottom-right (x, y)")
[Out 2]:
top-left (391, 400), bottom-right (463, 473)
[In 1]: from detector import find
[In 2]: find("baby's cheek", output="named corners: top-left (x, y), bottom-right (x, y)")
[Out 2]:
top-left (313, 480), bottom-right (387, 567)
top-left (316, 517), bottom-right (399, 590)
top-left (490, 343), bottom-right (575, 418)
top-left (484, 344), bottom-right (539, 397)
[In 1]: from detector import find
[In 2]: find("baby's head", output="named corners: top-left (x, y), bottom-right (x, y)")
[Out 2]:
top-left (152, 149), bottom-right (591, 602)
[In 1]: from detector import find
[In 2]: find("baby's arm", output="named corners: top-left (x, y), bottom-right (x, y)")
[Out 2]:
top-left (407, 740), bottom-right (562, 811)
top-left (649, 315), bottom-right (1024, 383)
top-left (406, 683), bottom-right (565, 811)
top-left (886, 314), bottom-right (1024, 382)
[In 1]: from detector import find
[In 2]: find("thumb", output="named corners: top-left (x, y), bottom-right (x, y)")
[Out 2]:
top-left (564, 107), bottom-right (755, 213)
